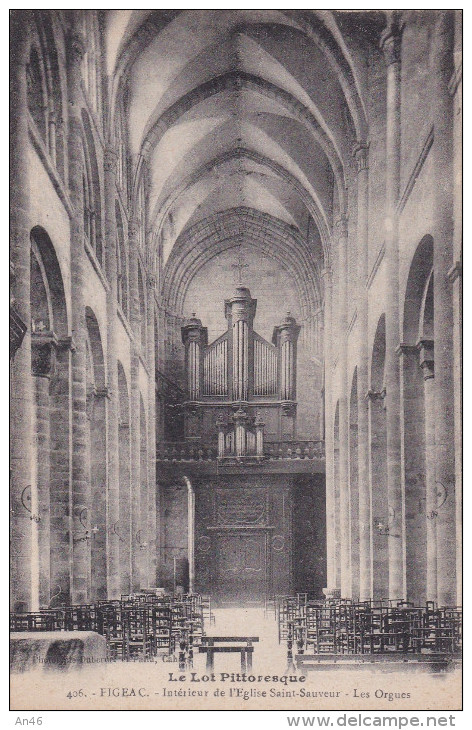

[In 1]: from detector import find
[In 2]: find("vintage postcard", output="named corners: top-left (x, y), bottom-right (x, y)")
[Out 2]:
top-left (9, 7), bottom-right (462, 715)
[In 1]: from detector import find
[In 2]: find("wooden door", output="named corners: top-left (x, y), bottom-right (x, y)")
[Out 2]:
top-left (215, 531), bottom-right (266, 604)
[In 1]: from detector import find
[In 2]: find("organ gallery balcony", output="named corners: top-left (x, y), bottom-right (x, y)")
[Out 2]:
top-left (155, 439), bottom-right (325, 476)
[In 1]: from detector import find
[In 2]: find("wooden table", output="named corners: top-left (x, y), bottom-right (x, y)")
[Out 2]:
top-left (199, 636), bottom-right (259, 672)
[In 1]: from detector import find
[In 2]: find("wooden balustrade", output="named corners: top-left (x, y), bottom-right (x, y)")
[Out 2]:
top-left (156, 440), bottom-right (325, 462)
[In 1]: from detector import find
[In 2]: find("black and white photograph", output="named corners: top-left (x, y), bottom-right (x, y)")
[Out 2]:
top-left (9, 7), bottom-right (462, 715)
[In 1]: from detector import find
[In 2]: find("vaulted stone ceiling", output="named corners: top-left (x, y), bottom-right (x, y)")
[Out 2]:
top-left (105, 10), bottom-right (375, 313)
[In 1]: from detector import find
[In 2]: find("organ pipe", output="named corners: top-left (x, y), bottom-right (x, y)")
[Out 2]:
top-left (181, 313), bottom-right (207, 401)
top-left (272, 312), bottom-right (300, 402)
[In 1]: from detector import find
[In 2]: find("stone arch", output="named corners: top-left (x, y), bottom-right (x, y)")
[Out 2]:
top-left (85, 307), bottom-right (107, 600)
top-left (153, 149), bottom-right (331, 264)
top-left (139, 70), bottom-right (346, 211)
top-left (401, 235), bottom-right (435, 605)
top-left (163, 207), bottom-right (321, 318)
top-left (29, 226), bottom-right (70, 608)
top-left (349, 367), bottom-right (360, 600)
top-left (403, 235), bottom-right (434, 344)
top-left (370, 313), bottom-right (388, 600)
top-left (117, 360), bottom-right (131, 594)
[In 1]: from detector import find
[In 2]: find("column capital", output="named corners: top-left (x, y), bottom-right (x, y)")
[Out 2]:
top-left (417, 338), bottom-right (435, 380)
top-left (352, 141), bottom-right (369, 172)
top-left (334, 215), bottom-right (348, 239)
top-left (365, 388), bottom-right (386, 402)
top-left (380, 13), bottom-right (404, 66)
top-left (31, 332), bottom-right (58, 378)
top-left (447, 259), bottom-right (462, 283)
top-left (57, 335), bottom-right (76, 352)
top-left (395, 342), bottom-right (417, 357)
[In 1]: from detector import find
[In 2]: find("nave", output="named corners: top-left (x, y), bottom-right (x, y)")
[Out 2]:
top-left (10, 12), bottom-right (462, 710)
top-left (10, 593), bottom-right (461, 710)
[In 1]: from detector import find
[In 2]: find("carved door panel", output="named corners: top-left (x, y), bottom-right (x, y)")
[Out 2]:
top-left (215, 532), bottom-right (266, 603)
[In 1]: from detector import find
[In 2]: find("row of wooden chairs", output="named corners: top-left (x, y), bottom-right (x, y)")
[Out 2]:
top-left (10, 592), bottom-right (210, 661)
top-left (277, 597), bottom-right (462, 656)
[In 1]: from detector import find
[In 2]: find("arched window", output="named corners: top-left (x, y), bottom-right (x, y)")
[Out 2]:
top-left (26, 15), bottom-right (65, 177)
top-left (27, 45), bottom-right (47, 143)
top-left (81, 110), bottom-right (103, 266)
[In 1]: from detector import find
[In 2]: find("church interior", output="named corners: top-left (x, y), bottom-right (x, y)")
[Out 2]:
top-left (10, 10), bottom-right (462, 679)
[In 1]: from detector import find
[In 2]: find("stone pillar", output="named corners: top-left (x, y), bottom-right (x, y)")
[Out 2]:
top-left (380, 14), bottom-right (405, 600)
top-left (66, 24), bottom-right (91, 605)
top-left (10, 12), bottom-right (33, 611)
top-left (146, 275), bottom-right (158, 587)
top-left (431, 12), bottom-right (456, 607)
top-left (103, 146), bottom-right (120, 599)
top-left (449, 14), bottom-right (462, 605)
top-left (353, 142), bottom-right (371, 601)
top-left (128, 217), bottom-right (141, 591)
top-left (322, 267), bottom-right (336, 591)
top-left (336, 215), bottom-right (351, 599)
top-left (417, 339), bottom-right (437, 604)
top-left (31, 333), bottom-right (57, 608)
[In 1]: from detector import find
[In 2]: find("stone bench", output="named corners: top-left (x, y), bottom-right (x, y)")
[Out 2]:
top-left (10, 631), bottom-right (107, 673)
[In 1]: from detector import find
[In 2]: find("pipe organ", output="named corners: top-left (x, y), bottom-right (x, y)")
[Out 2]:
top-left (181, 285), bottom-right (300, 458)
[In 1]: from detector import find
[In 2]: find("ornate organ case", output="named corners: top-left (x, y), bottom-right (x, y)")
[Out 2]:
top-left (181, 286), bottom-right (300, 454)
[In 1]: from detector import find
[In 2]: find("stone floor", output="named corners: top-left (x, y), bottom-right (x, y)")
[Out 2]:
top-left (10, 608), bottom-right (461, 711)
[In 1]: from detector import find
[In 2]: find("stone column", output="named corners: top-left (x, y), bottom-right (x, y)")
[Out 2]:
top-left (353, 142), bottom-right (371, 601)
top-left (322, 267), bottom-right (336, 591)
top-left (31, 333), bottom-right (57, 608)
top-left (336, 215), bottom-right (351, 599)
top-left (104, 146), bottom-right (121, 599)
top-left (449, 14), bottom-right (462, 605)
top-left (10, 11), bottom-right (33, 611)
top-left (431, 11), bottom-right (456, 607)
top-left (417, 339), bottom-right (437, 604)
top-left (66, 24), bottom-right (91, 605)
top-left (146, 275), bottom-right (158, 587)
top-left (380, 14), bottom-right (405, 600)
top-left (128, 217), bottom-right (141, 591)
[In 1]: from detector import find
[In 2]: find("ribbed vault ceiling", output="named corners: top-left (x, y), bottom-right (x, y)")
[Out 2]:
top-left (105, 10), bottom-right (375, 310)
